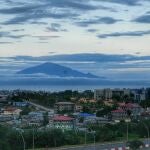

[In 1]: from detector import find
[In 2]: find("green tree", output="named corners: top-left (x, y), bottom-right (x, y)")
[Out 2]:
top-left (43, 112), bottom-right (49, 126)
top-left (127, 140), bottom-right (144, 150)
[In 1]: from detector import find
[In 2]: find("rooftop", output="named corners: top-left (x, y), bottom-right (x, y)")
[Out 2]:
top-left (55, 102), bottom-right (74, 105)
top-left (112, 109), bottom-right (125, 113)
top-left (53, 115), bottom-right (74, 121)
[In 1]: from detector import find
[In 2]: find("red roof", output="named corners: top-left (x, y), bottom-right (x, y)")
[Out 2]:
top-left (118, 103), bottom-right (140, 108)
top-left (53, 115), bottom-right (74, 121)
top-left (125, 103), bottom-right (140, 108)
top-left (112, 109), bottom-right (125, 113)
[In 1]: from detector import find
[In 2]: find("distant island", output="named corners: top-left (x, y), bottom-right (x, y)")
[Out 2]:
top-left (17, 62), bottom-right (101, 79)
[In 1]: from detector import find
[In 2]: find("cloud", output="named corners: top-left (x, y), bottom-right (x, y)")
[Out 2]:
top-left (0, 42), bottom-right (13, 44)
top-left (134, 14), bottom-right (150, 23)
top-left (2, 10), bottom-right (78, 25)
top-left (97, 30), bottom-right (150, 38)
top-left (94, 0), bottom-right (142, 6)
top-left (46, 23), bottom-right (67, 32)
top-left (47, 0), bottom-right (98, 10)
top-left (87, 29), bottom-right (98, 33)
top-left (0, 0), bottom-right (99, 25)
top-left (76, 17), bottom-right (121, 27)
top-left (11, 29), bottom-right (25, 32)
top-left (0, 31), bottom-right (29, 39)
top-left (32, 35), bottom-right (60, 40)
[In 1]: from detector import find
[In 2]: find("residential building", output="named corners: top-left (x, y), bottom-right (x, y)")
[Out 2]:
top-left (54, 102), bottom-right (75, 114)
top-left (131, 89), bottom-right (146, 102)
top-left (53, 115), bottom-right (75, 130)
top-left (94, 89), bottom-right (112, 100)
top-left (111, 109), bottom-right (127, 120)
top-left (94, 88), bottom-right (130, 101)
top-left (3, 107), bottom-right (22, 116)
top-left (118, 103), bottom-right (144, 116)
top-left (13, 102), bottom-right (29, 107)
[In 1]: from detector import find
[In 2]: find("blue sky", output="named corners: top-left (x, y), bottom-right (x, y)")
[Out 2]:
top-left (0, 0), bottom-right (150, 57)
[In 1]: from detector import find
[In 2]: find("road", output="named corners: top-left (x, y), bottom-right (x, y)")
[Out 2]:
top-left (50, 140), bottom-right (150, 150)
top-left (26, 100), bottom-right (54, 112)
top-left (51, 142), bottom-right (127, 150)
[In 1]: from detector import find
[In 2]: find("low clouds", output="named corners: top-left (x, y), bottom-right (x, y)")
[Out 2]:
top-left (46, 23), bottom-right (67, 32)
top-left (134, 14), bottom-right (150, 23)
top-left (0, 31), bottom-right (29, 39)
top-left (97, 30), bottom-right (150, 38)
top-left (32, 35), bottom-right (60, 40)
top-left (76, 17), bottom-right (121, 27)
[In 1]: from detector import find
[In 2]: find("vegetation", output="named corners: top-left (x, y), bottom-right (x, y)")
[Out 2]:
top-left (11, 90), bottom-right (94, 108)
top-left (1, 119), bottom-right (150, 149)
top-left (127, 140), bottom-right (144, 150)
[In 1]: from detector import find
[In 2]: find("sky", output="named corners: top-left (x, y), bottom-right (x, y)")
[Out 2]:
top-left (0, 0), bottom-right (150, 57)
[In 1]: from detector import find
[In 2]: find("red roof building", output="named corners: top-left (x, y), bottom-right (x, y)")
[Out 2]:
top-left (53, 115), bottom-right (75, 130)
top-left (111, 109), bottom-right (127, 120)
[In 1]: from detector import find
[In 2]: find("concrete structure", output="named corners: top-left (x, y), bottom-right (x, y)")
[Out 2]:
top-left (53, 115), bottom-right (75, 130)
top-left (94, 88), bottom-right (130, 101)
top-left (131, 89), bottom-right (146, 102)
top-left (118, 103), bottom-right (143, 116)
top-left (94, 89), bottom-right (112, 100)
top-left (13, 102), bottom-right (29, 107)
top-left (54, 102), bottom-right (75, 114)
top-left (111, 109), bottom-right (127, 120)
top-left (3, 107), bottom-right (22, 116)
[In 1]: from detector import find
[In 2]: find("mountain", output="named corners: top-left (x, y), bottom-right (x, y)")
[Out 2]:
top-left (17, 62), bottom-right (100, 78)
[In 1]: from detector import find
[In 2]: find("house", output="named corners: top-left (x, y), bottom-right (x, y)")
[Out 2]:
top-left (78, 113), bottom-right (96, 118)
top-left (28, 111), bottom-right (44, 121)
top-left (54, 102), bottom-right (75, 114)
top-left (3, 107), bottom-right (22, 116)
top-left (111, 109), bottom-right (127, 121)
top-left (118, 103), bottom-right (143, 116)
top-left (75, 105), bottom-right (83, 112)
top-left (53, 115), bottom-right (75, 130)
top-left (13, 102), bottom-right (29, 107)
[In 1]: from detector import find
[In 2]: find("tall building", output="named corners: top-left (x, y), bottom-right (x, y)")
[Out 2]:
top-left (94, 88), bottom-right (130, 101)
top-left (131, 89), bottom-right (146, 103)
top-left (94, 89), bottom-right (112, 100)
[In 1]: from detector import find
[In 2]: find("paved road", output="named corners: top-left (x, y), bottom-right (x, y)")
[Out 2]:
top-left (50, 140), bottom-right (150, 150)
top-left (26, 100), bottom-right (54, 112)
top-left (51, 142), bottom-right (126, 150)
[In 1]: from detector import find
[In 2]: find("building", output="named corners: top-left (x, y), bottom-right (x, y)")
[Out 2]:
top-left (13, 102), bottom-right (29, 107)
top-left (53, 115), bottom-right (75, 130)
top-left (94, 88), bottom-right (130, 101)
top-left (0, 94), bottom-right (8, 103)
top-left (111, 109), bottom-right (127, 120)
top-left (131, 89), bottom-right (146, 103)
top-left (3, 107), bottom-right (22, 116)
top-left (94, 89), bottom-right (112, 100)
top-left (75, 105), bottom-right (83, 112)
top-left (54, 102), bottom-right (75, 114)
top-left (118, 103), bottom-right (143, 117)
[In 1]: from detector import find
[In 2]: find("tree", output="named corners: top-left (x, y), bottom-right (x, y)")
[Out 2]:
top-left (43, 112), bottom-right (49, 126)
top-left (127, 140), bottom-right (144, 150)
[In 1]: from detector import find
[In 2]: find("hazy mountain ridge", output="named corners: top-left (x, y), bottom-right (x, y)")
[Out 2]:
top-left (17, 62), bottom-right (101, 78)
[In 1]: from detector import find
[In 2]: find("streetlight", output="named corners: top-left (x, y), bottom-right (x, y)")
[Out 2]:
top-left (15, 128), bottom-right (26, 150)
top-left (84, 128), bottom-right (87, 145)
top-left (32, 127), bottom-right (35, 150)
top-left (142, 122), bottom-right (149, 147)
top-left (125, 119), bottom-right (130, 142)
top-left (85, 127), bottom-right (96, 150)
